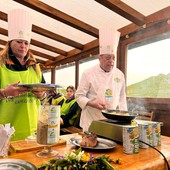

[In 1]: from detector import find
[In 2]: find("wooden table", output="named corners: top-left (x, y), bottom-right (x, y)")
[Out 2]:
top-left (5, 134), bottom-right (170, 170)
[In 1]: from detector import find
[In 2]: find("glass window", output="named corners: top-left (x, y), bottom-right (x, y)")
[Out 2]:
top-left (79, 56), bottom-right (98, 82)
top-left (55, 64), bottom-right (75, 87)
top-left (127, 32), bottom-right (170, 98)
top-left (43, 57), bottom-right (98, 88)
top-left (43, 71), bottom-right (51, 84)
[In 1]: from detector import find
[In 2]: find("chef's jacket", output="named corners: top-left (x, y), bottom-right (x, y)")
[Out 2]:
top-left (75, 64), bottom-right (127, 131)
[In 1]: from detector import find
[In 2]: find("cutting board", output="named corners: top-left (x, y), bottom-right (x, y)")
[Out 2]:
top-left (10, 138), bottom-right (66, 153)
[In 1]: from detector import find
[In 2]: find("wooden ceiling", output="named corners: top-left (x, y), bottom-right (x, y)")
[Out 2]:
top-left (0, 0), bottom-right (170, 71)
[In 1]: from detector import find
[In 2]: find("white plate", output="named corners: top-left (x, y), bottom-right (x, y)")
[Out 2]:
top-left (18, 83), bottom-right (62, 91)
top-left (69, 136), bottom-right (117, 150)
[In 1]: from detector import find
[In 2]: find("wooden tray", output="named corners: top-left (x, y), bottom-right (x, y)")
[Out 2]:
top-left (10, 138), bottom-right (66, 153)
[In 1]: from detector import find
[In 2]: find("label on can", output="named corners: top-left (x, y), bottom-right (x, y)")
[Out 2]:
top-left (138, 123), bottom-right (152, 148)
top-left (48, 105), bottom-right (60, 118)
top-left (37, 105), bottom-right (60, 145)
top-left (47, 105), bottom-right (60, 145)
top-left (47, 117), bottom-right (59, 144)
top-left (123, 126), bottom-right (139, 154)
top-left (152, 122), bottom-right (161, 146)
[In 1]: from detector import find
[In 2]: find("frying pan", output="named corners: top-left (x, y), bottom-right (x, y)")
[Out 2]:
top-left (102, 110), bottom-right (138, 122)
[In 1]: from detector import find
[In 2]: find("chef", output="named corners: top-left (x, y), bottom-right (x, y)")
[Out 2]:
top-left (75, 26), bottom-right (127, 131)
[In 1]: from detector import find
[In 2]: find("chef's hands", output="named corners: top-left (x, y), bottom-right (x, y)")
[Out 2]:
top-left (87, 100), bottom-right (106, 110)
top-left (3, 82), bottom-right (29, 97)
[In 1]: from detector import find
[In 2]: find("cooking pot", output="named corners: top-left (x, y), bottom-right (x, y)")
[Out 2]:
top-left (102, 110), bottom-right (138, 122)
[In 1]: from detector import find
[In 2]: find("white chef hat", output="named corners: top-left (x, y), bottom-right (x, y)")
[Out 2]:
top-left (99, 26), bottom-right (120, 56)
top-left (8, 9), bottom-right (32, 43)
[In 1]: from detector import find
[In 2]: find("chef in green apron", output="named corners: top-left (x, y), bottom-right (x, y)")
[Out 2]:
top-left (0, 9), bottom-right (46, 140)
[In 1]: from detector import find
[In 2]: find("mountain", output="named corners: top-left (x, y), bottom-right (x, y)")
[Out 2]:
top-left (127, 73), bottom-right (170, 98)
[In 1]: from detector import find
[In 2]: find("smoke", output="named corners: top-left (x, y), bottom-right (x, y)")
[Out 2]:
top-left (127, 98), bottom-right (147, 113)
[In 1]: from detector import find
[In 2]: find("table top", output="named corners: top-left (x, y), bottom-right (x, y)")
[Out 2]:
top-left (4, 134), bottom-right (170, 170)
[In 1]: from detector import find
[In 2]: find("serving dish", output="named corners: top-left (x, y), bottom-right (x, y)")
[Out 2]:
top-left (18, 83), bottom-right (62, 91)
top-left (0, 159), bottom-right (37, 170)
top-left (102, 109), bottom-right (138, 122)
top-left (69, 136), bottom-right (116, 150)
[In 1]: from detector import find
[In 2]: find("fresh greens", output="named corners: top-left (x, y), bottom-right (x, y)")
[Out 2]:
top-left (38, 148), bottom-right (121, 170)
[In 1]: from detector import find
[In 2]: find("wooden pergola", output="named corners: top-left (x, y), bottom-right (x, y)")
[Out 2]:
top-left (0, 1), bottom-right (169, 86)
top-left (0, 0), bottom-right (170, 136)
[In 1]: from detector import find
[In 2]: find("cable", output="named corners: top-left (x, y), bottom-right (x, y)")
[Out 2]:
top-left (139, 140), bottom-right (170, 170)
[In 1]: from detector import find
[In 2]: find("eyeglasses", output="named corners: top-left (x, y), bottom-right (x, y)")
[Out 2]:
top-left (102, 54), bottom-right (115, 61)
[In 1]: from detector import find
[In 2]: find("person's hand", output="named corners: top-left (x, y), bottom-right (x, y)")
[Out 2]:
top-left (31, 90), bottom-right (46, 100)
top-left (60, 118), bottom-right (64, 125)
top-left (87, 100), bottom-right (105, 110)
top-left (3, 82), bottom-right (29, 97)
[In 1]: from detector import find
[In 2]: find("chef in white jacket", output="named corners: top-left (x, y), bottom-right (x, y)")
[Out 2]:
top-left (75, 26), bottom-right (127, 131)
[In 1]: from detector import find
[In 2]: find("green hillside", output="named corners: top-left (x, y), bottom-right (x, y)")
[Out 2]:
top-left (127, 73), bottom-right (170, 98)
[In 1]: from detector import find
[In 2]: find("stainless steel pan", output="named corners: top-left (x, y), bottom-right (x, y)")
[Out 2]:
top-left (102, 110), bottom-right (138, 122)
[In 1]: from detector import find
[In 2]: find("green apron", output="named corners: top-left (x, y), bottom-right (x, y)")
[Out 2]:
top-left (0, 65), bottom-right (42, 141)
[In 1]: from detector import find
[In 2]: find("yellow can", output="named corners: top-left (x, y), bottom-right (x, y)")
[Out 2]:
top-left (138, 123), bottom-right (152, 148)
top-left (123, 125), bottom-right (139, 154)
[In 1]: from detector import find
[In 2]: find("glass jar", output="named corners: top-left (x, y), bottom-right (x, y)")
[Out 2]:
top-left (37, 105), bottom-right (60, 145)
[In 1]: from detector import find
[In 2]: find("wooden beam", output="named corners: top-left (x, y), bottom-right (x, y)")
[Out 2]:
top-left (31, 39), bottom-right (67, 56)
top-left (30, 49), bottom-right (55, 61)
top-left (0, 10), bottom-right (6, 21)
top-left (45, 39), bottom-right (99, 66)
top-left (119, 6), bottom-right (170, 37)
top-left (95, 0), bottom-right (146, 26)
top-left (0, 27), bottom-right (67, 57)
top-left (0, 39), bottom-right (7, 46)
top-left (32, 25), bottom-right (83, 50)
top-left (13, 0), bottom-right (99, 38)
top-left (0, 27), bottom-right (7, 36)
top-left (121, 19), bottom-right (170, 45)
top-left (36, 59), bottom-right (46, 64)
top-left (49, 48), bottom-right (99, 69)
top-left (0, 11), bottom-right (83, 50)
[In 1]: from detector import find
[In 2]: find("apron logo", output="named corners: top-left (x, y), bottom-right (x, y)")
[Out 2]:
top-left (105, 89), bottom-right (112, 97)
top-left (114, 77), bottom-right (121, 83)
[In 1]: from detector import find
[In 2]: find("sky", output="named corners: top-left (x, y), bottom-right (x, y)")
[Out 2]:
top-left (127, 38), bottom-right (170, 85)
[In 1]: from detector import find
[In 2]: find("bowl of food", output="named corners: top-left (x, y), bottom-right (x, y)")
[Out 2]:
top-left (102, 110), bottom-right (138, 122)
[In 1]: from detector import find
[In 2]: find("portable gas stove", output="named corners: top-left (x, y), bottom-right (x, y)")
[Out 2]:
top-left (88, 119), bottom-right (132, 143)
top-left (89, 119), bottom-right (163, 143)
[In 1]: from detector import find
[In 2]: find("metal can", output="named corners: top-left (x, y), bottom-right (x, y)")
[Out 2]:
top-left (47, 105), bottom-right (60, 145)
top-left (138, 122), bottom-right (152, 148)
top-left (123, 125), bottom-right (139, 154)
top-left (152, 122), bottom-right (161, 146)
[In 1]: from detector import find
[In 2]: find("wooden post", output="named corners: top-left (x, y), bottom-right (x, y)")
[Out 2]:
top-left (51, 67), bottom-right (56, 84)
top-left (75, 60), bottom-right (79, 89)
